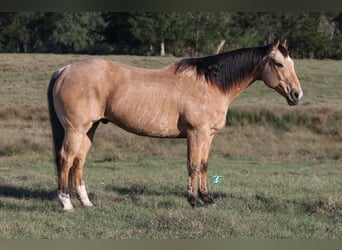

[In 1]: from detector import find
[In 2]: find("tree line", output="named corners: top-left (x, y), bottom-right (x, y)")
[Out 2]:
top-left (0, 12), bottom-right (341, 59)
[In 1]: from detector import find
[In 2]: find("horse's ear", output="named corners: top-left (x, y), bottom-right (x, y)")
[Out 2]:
top-left (272, 38), bottom-right (280, 50)
top-left (282, 39), bottom-right (288, 49)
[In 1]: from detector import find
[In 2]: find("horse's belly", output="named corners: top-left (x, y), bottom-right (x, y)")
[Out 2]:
top-left (107, 94), bottom-right (184, 138)
top-left (111, 112), bottom-right (183, 138)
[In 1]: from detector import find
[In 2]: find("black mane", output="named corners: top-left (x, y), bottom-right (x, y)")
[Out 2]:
top-left (175, 45), bottom-right (273, 92)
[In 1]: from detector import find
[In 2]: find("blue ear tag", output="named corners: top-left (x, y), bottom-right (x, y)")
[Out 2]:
top-left (212, 175), bottom-right (223, 184)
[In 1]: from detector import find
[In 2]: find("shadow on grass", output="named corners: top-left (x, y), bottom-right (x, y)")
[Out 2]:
top-left (107, 184), bottom-right (234, 202)
top-left (103, 184), bottom-right (236, 209)
top-left (107, 184), bottom-right (342, 216)
top-left (0, 184), bottom-right (56, 200)
top-left (107, 184), bottom-right (186, 197)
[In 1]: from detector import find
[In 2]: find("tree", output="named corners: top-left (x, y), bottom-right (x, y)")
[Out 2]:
top-left (101, 12), bottom-right (139, 54)
top-left (0, 12), bottom-right (106, 54)
top-left (185, 12), bottom-right (229, 56)
top-left (0, 12), bottom-right (44, 52)
top-left (280, 13), bottom-right (340, 58)
top-left (0, 12), bottom-right (340, 58)
top-left (228, 12), bottom-right (342, 59)
top-left (46, 12), bottom-right (105, 53)
top-left (128, 12), bottom-right (189, 56)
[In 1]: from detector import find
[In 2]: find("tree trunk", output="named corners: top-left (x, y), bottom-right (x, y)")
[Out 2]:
top-left (149, 44), bottom-right (153, 55)
top-left (195, 29), bottom-right (199, 57)
top-left (160, 41), bottom-right (165, 56)
top-left (216, 40), bottom-right (225, 54)
top-left (18, 40), bottom-right (25, 53)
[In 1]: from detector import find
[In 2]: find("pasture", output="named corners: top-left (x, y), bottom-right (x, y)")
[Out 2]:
top-left (0, 53), bottom-right (341, 239)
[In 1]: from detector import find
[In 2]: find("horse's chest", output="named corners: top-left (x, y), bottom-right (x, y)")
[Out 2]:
top-left (182, 94), bottom-right (227, 132)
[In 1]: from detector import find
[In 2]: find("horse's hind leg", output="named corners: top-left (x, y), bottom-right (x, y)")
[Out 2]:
top-left (73, 122), bottom-right (99, 207)
top-left (58, 128), bottom-right (84, 211)
top-left (73, 140), bottom-right (93, 207)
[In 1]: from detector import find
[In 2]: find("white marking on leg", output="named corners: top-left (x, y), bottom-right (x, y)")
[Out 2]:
top-left (58, 190), bottom-right (73, 211)
top-left (77, 184), bottom-right (93, 207)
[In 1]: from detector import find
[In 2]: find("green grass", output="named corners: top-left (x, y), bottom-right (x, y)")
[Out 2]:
top-left (0, 154), bottom-right (340, 239)
top-left (0, 54), bottom-right (341, 239)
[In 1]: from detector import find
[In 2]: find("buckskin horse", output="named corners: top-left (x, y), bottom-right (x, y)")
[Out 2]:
top-left (48, 38), bottom-right (303, 211)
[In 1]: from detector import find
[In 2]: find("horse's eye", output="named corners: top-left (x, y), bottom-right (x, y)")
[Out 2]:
top-left (275, 62), bottom-right (283, 68)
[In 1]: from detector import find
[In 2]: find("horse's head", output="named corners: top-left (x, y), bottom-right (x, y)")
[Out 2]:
top-left (261, 38), bottom-right (303, 106)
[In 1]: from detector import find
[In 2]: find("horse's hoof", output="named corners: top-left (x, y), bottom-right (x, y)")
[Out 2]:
top-left (81, 201), bottom-right (94, 207)
top-left (199, 193), bottom-right (215, 205)
top-left (63, 207), bottom-right (74, 213)
top-left (187, 196), bottom-right (202, 207)
top-left (58, 191), bottom-right (74, 211)
top-left (83, 204), bottom-right (95, 208)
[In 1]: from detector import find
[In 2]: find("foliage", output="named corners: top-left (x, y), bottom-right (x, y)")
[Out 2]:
top-left (0, 12), bottom-right (41, 52)
top-left (228, 12), bottom-right (342, 59)
top-left (0, 12), bottom-right (105, 54)
top-left (185, 12), bottom-right (228, 56)
top-left (128, 12), bottom-right (188, 56)
top-left (45, 12), bottom-right (106, 54)
top-left (101, 12), bottom-right (139, 54)
top-left (0, 12), bottom-right (341, 58)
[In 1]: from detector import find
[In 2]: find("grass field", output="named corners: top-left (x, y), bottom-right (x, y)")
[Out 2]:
top-left (0, 54), bottom-right (341, 239)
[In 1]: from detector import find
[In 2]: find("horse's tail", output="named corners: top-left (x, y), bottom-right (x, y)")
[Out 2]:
top-left (47, 66), bottom-right (66, 175)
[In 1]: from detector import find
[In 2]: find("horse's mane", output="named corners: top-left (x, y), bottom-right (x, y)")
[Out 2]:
top-left (175, 44), bottom-right (286, 92)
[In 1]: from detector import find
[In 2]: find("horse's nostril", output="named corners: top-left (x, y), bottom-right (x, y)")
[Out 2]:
top-left (291, 90), bottom-right (299, 100)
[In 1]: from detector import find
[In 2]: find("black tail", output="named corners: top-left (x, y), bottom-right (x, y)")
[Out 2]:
top-left (47, 67), bottom-right (66, 174)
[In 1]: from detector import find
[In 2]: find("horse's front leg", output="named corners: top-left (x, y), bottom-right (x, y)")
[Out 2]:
top-left (199, 135), bottom-right (215, 205)
top-left (199, 161), bottom-right (215, 205)
top-left (186, 130), bottom-right (214, 207)
top-left (186, 131), bottom-right (202, 207)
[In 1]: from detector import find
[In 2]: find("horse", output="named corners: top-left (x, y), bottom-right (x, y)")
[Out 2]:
top-left (47, 38), bottom-right (303, 211)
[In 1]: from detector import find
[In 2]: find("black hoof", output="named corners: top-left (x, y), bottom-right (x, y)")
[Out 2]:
top-left (187, 195), bottom-right (202, 207)
top-left (199, 192), bottom-right (216, 205)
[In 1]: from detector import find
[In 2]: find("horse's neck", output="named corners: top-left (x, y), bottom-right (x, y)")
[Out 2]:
top-left (225, 76), bottom-right (256, 106)
top-left (226, 54), bottom-right (266, 105)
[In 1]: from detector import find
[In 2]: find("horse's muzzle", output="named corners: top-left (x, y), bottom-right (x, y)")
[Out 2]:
top-left (287, 89), bottom-right (303, 106)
